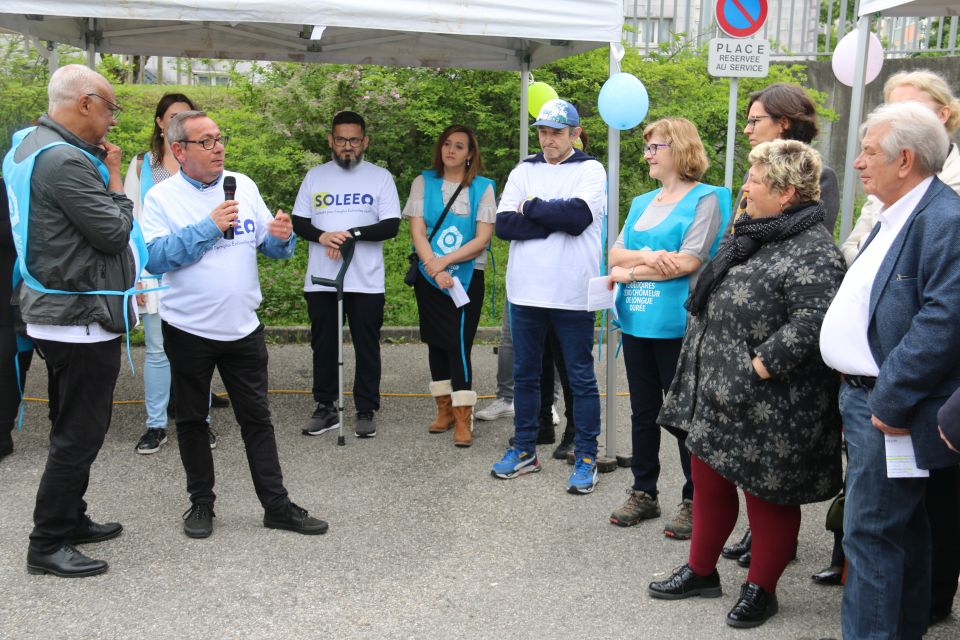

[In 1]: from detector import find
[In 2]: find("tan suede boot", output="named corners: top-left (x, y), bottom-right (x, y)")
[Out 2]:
top-left (451, 390), bottom-right (477, 448)
top-left (428, 380), bottom-right (455, 433)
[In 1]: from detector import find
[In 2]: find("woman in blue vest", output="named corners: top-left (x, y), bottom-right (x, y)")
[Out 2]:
top-left (123, 93), bottom-right (198, 455)
top-left (607, 117), bottom-right (731, 538)
top-left (403, 125), bottom-right (496, 448)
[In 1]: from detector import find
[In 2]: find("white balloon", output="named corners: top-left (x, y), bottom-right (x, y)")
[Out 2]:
top-left (831, 29), bottom-right (884, 87)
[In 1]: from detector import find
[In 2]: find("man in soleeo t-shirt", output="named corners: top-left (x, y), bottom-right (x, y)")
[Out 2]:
top-left (292, 111), bottom-right (401, 439)
top-left (142, 110), bottom-right (328, 540)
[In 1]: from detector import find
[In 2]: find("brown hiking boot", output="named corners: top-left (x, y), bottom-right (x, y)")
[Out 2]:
top-left (428, 380), bottom-right (454, 433)
top-left (664, 499), bottom-right (694, 540)
top-left (451, 390), bottom-right (476, 448)
top-left (609, 489), bottom-right (660, 527)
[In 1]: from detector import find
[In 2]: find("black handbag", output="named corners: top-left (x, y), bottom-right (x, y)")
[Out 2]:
top-left (404, 183), bottom-right (464, 286)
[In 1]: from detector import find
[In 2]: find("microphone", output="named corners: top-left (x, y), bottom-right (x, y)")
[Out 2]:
top-left (223, 175), bottom-right (237, 239)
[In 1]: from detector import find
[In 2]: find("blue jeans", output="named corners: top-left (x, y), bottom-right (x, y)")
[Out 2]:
top-left (509, 304), bottom-right (599, 457)
top-left (839, 382), bottom-right (930, 640)
top-left (142, 312), bottom-right (171, 429)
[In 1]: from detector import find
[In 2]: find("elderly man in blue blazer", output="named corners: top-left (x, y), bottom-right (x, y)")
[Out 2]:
top-left (820, 101), bottom-right (960, 640)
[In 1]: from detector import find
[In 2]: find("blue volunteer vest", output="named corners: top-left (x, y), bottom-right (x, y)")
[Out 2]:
top-left (139, 151), bottom-right (157, 204)
top-left (418, 170), bottom-right (494, 293)
top-left (3, 127), bottom-right (154, 356)
top-left (616, 183), bottom-right (731, 339)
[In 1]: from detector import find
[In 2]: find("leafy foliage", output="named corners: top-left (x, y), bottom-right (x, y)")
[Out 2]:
top-left (1, 37), bottom-right (825, 326)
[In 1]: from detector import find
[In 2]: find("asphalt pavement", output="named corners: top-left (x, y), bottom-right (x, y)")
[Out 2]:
top-left (0, 340), bottom-right (956, 639)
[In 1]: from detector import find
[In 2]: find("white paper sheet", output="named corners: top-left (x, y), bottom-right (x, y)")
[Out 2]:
top-left (449, 277), bottom-right (469, 308)
top-left (587, 276), bottom-right (616, 311)
top-left (885, 434), bottom-right (929, 478)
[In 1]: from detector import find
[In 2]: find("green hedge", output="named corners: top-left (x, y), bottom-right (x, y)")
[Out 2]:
top-left (1, 39), bottom-right (824, 327)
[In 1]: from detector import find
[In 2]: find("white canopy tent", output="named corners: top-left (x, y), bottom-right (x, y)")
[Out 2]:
top-left (838, 0), bottom-right (960, 239)
top-left (1, 0), bottom-right (630, 464)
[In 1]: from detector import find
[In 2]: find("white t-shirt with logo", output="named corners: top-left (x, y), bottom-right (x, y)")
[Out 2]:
top-left (292, 160), bottom-right (401, 293)
top-left (141, 170), bottom-right (274, 341)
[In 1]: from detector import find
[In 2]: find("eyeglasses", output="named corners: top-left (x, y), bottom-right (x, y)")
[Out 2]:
top-left (179, 136), bottom-right (229, 150)
top-left (745, 115), bottom-right (772, 129)
top-left (644, 143), bottom-right (670, 156)
top-left (333, 136), bottom-right (364, 147)
top-left (85, 93), bottom-right (122, 118)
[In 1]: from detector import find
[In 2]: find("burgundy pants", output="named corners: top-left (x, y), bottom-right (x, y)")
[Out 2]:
top-left (688, 455), bottom-right (800, 592)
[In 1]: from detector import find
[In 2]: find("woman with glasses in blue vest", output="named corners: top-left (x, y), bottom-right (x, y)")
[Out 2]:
top-left (404, 125), bottom-right (496, 448)
top-left (606, 117), bottom-right (730, 539)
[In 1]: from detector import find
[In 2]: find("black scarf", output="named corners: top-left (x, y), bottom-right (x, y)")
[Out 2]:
top-left (686, 201), bottom-right (825, 316)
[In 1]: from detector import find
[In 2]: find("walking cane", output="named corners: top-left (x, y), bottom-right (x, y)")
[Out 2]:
top-left (310, 238), bottom-right (356, 446)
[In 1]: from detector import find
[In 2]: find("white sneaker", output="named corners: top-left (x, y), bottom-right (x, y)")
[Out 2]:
top-left (551, 404), bottom-right (560, 426)
top-left (476, 397), bottom-right (514, 421)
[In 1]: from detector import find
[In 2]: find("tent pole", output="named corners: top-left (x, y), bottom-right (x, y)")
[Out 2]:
top-left (520, 60), bottom-right (530, 162)
top-left (602, 42), bottom-right (621, 473)
top-left (838, 15), bottom-right (872, 243)
top-left (85, 18), bottom-right (96, 69)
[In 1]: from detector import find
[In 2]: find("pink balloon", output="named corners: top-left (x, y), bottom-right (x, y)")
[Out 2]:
top-left (832, 29), bottom-right (884, 87)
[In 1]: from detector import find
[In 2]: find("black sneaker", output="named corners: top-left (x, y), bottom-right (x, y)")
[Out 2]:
top-left (303, 403), bottom-right (339, 436)
top-left (136, 428), bottom-right (168, 455)
top-left (211, 394), bottom-right (230, 408)
top-left (264, 502), bottom-right (329, 535)
top-left (182, 502), bottom-right (215, 538)
top-left (355, 411), bottom-right (376, 438)
top-left (648, 564), bottom-right (723, 600)
top-left (209, 427), bottom-right (218, 450)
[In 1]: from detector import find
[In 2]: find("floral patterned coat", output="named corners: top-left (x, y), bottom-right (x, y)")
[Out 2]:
top-left (658, 221), bottom-right (846, 505)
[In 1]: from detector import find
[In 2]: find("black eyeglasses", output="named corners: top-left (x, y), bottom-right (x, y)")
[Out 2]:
top-left (644, 143), bottom-right (670, 156)
top-left (179, 136), bottom-right (229, 150)
top-left (745, 115), bottom-right (772, 129)
top-left (333, 136), bottom-right (364, 147)
top-left (85, 93), bottom-right (122, 118)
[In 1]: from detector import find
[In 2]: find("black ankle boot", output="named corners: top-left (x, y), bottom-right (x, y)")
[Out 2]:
top-left (722, 528), bottom-right (752, 559)
top-left (726, 582), bottom-right (779, 628)
top-left (552, 424), bottom-right (574, 460)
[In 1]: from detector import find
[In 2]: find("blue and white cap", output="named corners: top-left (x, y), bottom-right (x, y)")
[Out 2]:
top-left (532, 98), bottom-right (580, 129)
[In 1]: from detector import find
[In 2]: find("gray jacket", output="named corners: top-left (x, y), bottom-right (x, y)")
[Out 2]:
top-left (14, 116), bottom-right (135, 333)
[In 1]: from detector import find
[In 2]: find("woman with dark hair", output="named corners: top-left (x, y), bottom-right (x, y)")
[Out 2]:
top-left (648, 140), bottom-right (845, 628)
top-left (733, 83), bottom-right (839, 235)
top-left (404, 125), bottom-right (496, 447)
top-left (123, 93), bottom-right (198, 455)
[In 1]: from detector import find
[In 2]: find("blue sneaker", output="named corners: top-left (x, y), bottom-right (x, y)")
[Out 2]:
top-left (491, 447), bottom-right (541, 479)
top-left (568, 455), bottom-right (599, 494)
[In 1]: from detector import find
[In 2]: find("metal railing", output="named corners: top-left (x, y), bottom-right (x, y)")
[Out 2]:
top-left (622, 0), bottom-right (959, 59)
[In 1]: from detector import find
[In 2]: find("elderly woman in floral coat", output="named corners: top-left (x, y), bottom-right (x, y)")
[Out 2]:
top-left (647, 140), bottom-right (845, 629)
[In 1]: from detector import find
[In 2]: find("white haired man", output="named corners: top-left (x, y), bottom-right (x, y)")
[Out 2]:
top-left (820, 101), bottom-right (960, 639)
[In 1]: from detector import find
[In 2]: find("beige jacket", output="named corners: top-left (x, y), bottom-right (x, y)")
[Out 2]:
top-left (841, 143), bottom-right (960, 265)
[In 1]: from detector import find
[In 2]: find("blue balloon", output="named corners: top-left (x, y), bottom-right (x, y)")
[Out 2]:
top-left (598, 73), bottom-right (649, 130)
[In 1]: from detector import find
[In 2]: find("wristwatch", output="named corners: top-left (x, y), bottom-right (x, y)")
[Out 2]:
top-left (629, 266), bottom-right (637, 281)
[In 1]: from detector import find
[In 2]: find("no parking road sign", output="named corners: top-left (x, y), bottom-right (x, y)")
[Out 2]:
top-left (716, 0), bottom-right (768, 38)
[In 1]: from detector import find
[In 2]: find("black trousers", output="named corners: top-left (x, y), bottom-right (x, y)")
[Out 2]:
top-left (539, 326), bottom-right (574, 427)
top-left (423, 271), bottom-right (485, 391)
top-left (29, 338), bottom-right (120, 554)
top-left (0, 324), bottom-right (32, 450)
top-left (162, 322), bottom-right (288, 512)
top-left (621, 334), bottom-right (691, 500)
top-left (927, 465), bottom-right (960, 617)
top-left (305, 291), bottom-right (384, 413)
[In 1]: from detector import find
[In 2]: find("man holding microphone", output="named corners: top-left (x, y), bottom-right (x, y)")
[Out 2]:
top-left (142, 110), bottom-right (328, 539)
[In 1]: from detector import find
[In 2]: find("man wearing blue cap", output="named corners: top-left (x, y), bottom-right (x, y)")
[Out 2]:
top-left (491, 99), bottom-right (607, 494)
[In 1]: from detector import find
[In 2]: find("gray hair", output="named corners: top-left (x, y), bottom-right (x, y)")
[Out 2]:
top-left (859, 102), bottom-right (949, 177)
top-left (749, 139), bottom-right (822, 204)
top-left (166, 110), bottom-right (209, 144)
top-left (47, 64), bottom-right (107, 111)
